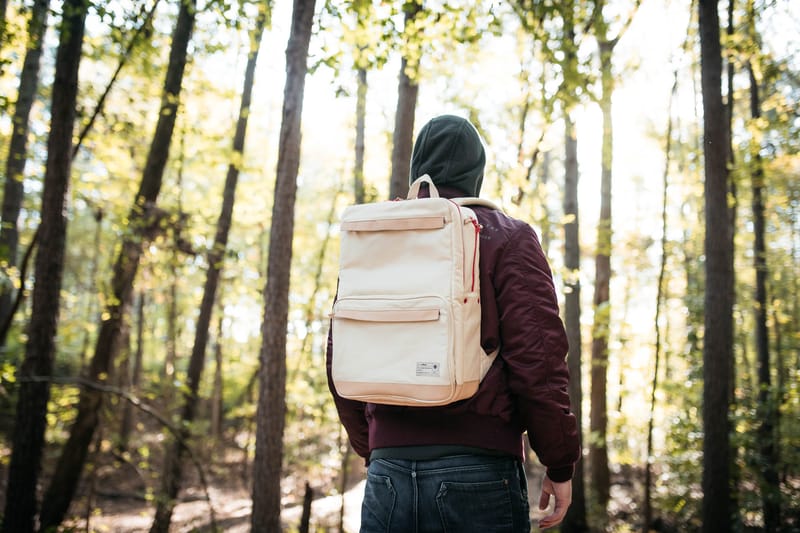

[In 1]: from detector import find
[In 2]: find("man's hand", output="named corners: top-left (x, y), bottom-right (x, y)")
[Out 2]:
top-left (537, 475), bottom-right (572, 530)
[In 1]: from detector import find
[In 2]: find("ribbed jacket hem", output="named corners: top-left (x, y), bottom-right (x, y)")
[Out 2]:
top-left (367, 409), bottom-right (525, 462)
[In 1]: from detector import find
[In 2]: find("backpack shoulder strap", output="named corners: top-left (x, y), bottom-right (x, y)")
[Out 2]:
top-left (452, 197), bottom-right (502, 212)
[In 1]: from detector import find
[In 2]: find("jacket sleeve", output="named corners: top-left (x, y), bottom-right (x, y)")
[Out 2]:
top-left (495, 223), bottom-right (580, 482)
top-left (326, 323), bottom-right (370, 459)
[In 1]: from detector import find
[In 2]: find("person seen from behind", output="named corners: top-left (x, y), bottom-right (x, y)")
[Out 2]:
top-left (326, 114), bottom-right (580, 532)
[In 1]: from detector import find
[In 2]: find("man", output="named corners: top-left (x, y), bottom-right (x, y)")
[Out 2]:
top-left (327, 114), bottom-right (579, 532)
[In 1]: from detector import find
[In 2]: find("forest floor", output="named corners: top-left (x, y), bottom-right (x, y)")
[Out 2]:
top-left (0, 433), bottom-right (562, 532)
top-left (52, 448), bottom-right (556, 532)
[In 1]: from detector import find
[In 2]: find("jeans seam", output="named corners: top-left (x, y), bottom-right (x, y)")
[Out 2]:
top-left (412, 461), bottom-right (418, 533)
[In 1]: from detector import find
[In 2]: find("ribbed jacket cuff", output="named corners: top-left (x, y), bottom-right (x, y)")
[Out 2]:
top-left (546, 465), bottom-right (574, 483)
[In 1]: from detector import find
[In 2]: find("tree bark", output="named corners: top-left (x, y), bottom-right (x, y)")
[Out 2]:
top-left (38, 2), bottom-right (196, 529)
top-left (299, 482), bottom-right (313, 533)
top-left (78, 208), bottom-right (104, 367)
top-left (291, 187), bottom-right (341, 382)
top-left (698, 1), bottom-right (734, 531)
top-left (538, 151), bottom-right (552, 255)
top-left (0, 0), bottom-right (7, 73)
top-left (338, 438), bottom-right (352, 533)
top-left (1, 1), bottom-right (87, 530)
top-left (211, 315), bottom-right (224, 439)
top-left (0, 0), bottom-right (49, 341)
top-left (748, 59), bottom-right (781, 532)
top-left (644, 72), bottom-right (678, 533)
top-left (561, 112), bottom-right (588, 533)
top-left (589, 35), bottom-right (614, 513)
top-left (558, 3), bottom-right (586, 530)
top-left (354, 67), bottom-right (367, 203)
top-left (118, 291), bottom-right (145, 451)
top-left (149, 7), bottom-right (267, 530)
top-left (251, 0), bottom-right (316, 530)
top-left (388, 1), bottom-right (421, 200)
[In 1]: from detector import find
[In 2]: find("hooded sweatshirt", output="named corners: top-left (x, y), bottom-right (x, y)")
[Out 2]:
top-left (409, 114), bottom-right (486, 196)
top-left (326, 115), bottom-right (579, 482)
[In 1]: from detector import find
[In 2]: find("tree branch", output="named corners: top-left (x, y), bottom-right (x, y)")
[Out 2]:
top-left (0, 226), bottom-right (40, 346)
top-left (15, 374), bottom-right (218, 528)
top-left (73, 0), bottom-right (163, 158)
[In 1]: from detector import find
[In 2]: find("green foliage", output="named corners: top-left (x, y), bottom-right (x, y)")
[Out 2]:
top-left (0, 0), bottom-right (798, 530)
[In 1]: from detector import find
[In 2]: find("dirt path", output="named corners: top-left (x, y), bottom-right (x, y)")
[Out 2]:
top-left (78, 478), bottom-right (366, 532)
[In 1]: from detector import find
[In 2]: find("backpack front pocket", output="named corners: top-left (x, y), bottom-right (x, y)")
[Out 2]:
top-left (331, 296), bottom-right (456, 405)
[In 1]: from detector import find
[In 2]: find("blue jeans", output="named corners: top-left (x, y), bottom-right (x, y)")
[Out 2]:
top-left (360, 455), bottom-right (530, 533)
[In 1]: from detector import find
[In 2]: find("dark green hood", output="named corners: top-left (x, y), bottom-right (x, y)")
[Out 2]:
top-left (409, 115), bottom-right (486, 197)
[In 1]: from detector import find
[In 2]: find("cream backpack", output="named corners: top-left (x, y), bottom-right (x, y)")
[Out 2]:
top-left (330, 175), bottom-right (499, 407)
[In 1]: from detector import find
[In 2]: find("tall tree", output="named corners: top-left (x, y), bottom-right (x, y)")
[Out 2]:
top-left (388, 0), bottom-right (422, 200)
top-left (354, 65), bottom-right (367, 203)
top-left (210, 314), bottom-right (224, 439)
top-left (251, 0), bottom-right (317, 530)
top-left (1, 0), bottom-right (88, 530)
top-left (644, 72), bottom-right (678, 533)
top-left (0, 0), bottom-right (7, 70)
top-left (588, 3), bottom-right (613, 512)
top-left (118, 291), bottom-right (146, 451)
top-left (746, 4), bottom-right (781, 524)
top-left (149, 4), bottom-right (269, 530)
top-left (38, 1), bottom-right (197, 529)
top-left (350, 0), bottom-right (369, 204)
top-left (560, 2), bottom-right (588, 529)
top-left (562, 112), bottom-right (587, 533)
top-left (698, 1), bottom-right (734, 531)
top-left (511, 1), bottom-right (589, 529)
top-left (0, 0), bottom-right (50, 343)
top-left (588, 0), bottom-right (640, 513)
top-left (748, 59), bottom-right (781, 531)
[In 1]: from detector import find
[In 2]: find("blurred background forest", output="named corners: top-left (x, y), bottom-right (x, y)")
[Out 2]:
top-left (0, 0), bottom-right (798, 531)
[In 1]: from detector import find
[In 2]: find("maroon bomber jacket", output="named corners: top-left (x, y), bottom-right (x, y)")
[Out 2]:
top-left (326, 186), bottom-right (580, 483)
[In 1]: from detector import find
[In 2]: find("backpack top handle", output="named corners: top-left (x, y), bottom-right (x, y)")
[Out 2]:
top-left (408, 175), bottom-right (440, 199)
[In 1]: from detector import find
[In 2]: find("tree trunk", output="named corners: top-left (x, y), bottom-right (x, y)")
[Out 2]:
top-left (388, 1), bottom-right (421, 200)
top-left (748, 59), bottom-right (781, 532)
top-left (558, 3), bottom-right (586, 529)
top-left (644, 72), bottom-right (678, 533)
top-left (0, 0), bottom-right (8, 73)
top-left (299, 482), bottom-right (313, 533)
top-left (589, 36), bottom-right (614, 513)
top-left (78, 208), bottom-right (104, 367)
top-left (354, 67), bottom-right (367, 203)
top-left (211, 315), bottom-right (224, 440)
top-left (698, 1), bottom-right (734, 532)
top-left (561, 113), bottom-right (587, 533)
top-left (0, 1), bottom-right (87, 530)
top-left (250, 0), bottom-right (316, 530)
top-left (163, 254), bottom-right (179, 406)
top-left (149, 8), bottom-right (267, 530)
top-left (724, 3), bottom-right (742, 525)
top-left (291, 187), bottom-right (341, 383)
top-left (0, 0), bottom-right (49, 341)
top-left (338, 438), bottom-right (352, 533)
top-left (164, 132), bottom-right (185, 409)
top-left (538, 150), bottom-right (552, 255)
top-left (118, 291), bottom-right (145, 451)
top-left (38, 2), bottom-right (196, 529)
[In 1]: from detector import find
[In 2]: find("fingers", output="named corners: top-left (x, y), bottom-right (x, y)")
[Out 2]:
top-left (537, 477), bottom-right (571, 530)
top-left (538, 510), bottom-right (563, 530)
top-left (538, 487), bottom-right (551, 511)
top-left (538, 499), bottom-right (568, 530)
